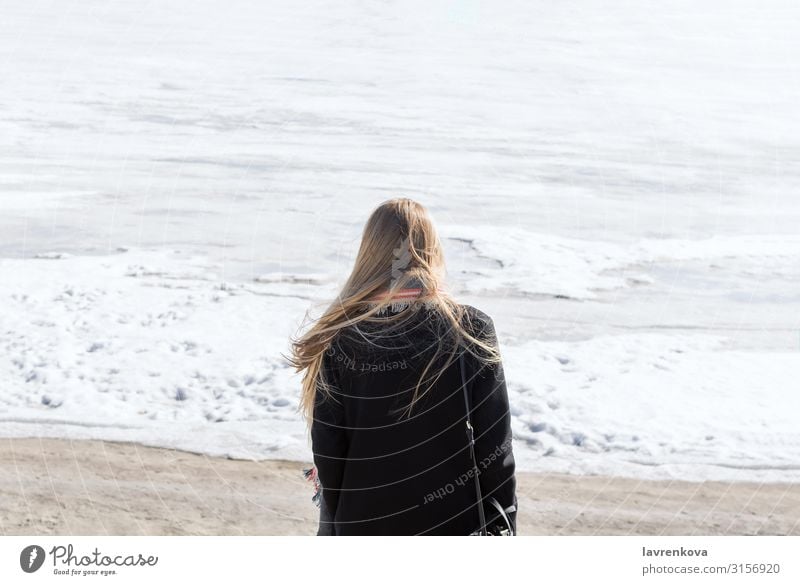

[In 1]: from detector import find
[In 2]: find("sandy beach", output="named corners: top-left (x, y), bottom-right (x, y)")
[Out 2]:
top-left (1, 438), bottom-right (797, 536)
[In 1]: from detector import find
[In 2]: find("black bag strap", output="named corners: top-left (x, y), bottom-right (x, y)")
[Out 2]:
top-left (487, 497), bottom-right (515, 534)
top-left (459, 349), bottom-right (516, 536)
top-left (459, 350), bottom-right (487, 535)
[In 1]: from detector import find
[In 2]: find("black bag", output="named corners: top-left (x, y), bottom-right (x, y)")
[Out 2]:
top-left (458, 351), bottom-right (516, 536)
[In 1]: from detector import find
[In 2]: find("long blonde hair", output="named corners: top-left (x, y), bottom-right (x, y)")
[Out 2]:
top-left (288, 198), bottom-right (501, 422)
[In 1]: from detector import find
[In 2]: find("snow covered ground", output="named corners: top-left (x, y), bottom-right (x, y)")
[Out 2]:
top-left (2, 241), bottom-right (798, 482)
top-left (1, 0), bottom-right (799, 481)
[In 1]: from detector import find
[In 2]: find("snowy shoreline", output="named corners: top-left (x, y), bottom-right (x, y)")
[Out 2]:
top-left (2, 0), bottom-right (799, 484)
top-left (3, 244), bottom-right (798, 483)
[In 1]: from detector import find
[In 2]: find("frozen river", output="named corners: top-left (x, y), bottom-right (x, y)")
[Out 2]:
top-left (1, 0), bottom-right (799, 481)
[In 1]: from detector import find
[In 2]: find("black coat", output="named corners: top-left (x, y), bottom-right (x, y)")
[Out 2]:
top-left (311, 303), bottom-right (516, 535)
